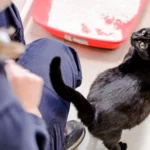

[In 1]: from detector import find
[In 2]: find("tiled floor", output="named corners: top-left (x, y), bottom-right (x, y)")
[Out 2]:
top-left (13, 0), bottom-right (150, 150)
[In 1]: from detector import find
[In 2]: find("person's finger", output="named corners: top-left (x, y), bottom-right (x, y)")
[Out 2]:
top-left (6, 61), bottom-right (29, 74)
top-left (5, 59), bottom-right (15, 64)
top-left (5, 62), bottom-right (30, 79)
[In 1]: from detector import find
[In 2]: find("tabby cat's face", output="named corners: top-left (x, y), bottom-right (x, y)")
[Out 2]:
top-left (131, 28), bottom-right (150, 60)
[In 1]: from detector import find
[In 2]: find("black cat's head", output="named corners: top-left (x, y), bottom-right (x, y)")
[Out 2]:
top-left (131, 28), bottom-right (150, 60)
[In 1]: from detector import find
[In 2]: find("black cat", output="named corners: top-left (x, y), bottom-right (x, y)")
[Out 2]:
top-left (49, 28), bottom-right (150, 150)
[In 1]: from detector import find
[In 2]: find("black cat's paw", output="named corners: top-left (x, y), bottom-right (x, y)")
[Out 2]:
top-left (119, 142), bottom-right (127, 150)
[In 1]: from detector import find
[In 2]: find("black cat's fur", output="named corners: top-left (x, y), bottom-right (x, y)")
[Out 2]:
top-left (49, 28), bottom-right (150, 150)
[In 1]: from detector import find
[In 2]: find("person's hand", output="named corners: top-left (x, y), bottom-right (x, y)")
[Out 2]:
top-left (0, 0), bottom-right (11, 11)
top-left (5, 60), bottom-right (43, 117)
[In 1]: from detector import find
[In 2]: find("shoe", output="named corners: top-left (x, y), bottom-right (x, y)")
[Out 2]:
top-left (64, 120), bottom-right (86, 150)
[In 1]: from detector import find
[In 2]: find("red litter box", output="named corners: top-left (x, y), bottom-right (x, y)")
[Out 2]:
top-left (32, 0), bottom-right (147, 49)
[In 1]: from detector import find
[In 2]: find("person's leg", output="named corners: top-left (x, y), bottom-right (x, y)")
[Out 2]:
top-left (0, 3), bottom-right (85, 149)
top-left (17, 38), bottom-right (84, 150)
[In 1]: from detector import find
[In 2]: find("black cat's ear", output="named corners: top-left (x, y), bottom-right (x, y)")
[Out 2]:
top-left (141, 30), bottom-right (146, 36)
top-left (137, 28), bottom-right (146, 35)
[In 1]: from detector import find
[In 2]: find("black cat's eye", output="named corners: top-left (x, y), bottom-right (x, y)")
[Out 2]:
top-left (137, 41), bottom-right (148, 50)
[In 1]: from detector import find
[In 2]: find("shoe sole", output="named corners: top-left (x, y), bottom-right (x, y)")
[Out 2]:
top-left (66, 128), bottom-right (86, 150)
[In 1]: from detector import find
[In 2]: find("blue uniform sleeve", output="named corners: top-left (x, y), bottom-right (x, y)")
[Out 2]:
top-left (0, 62), bottom-right (49, 150)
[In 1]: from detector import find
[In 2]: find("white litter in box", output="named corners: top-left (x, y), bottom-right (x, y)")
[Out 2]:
top-left (48, 0), bottom-right (141, 41)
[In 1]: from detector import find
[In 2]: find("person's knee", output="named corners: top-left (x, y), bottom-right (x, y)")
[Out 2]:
top-left (37, 38), bottom-right (82, 88)
top-left (32, 38), bottom-right (69, 52)
top-left (27, 38), bottom-right (77, 61)
top-left (26, 38), bottom-right (82, 88)
top-left (35, 38), bottom-right (62, 45)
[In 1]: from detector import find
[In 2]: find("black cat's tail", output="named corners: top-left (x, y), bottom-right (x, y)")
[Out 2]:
top-left (50, 57), bottom-right (95, 128)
